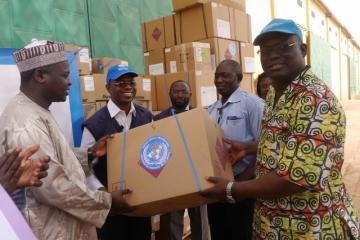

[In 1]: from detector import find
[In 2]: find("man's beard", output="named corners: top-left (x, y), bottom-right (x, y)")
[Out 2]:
top-left (171, 99), bottom-right (189, 110)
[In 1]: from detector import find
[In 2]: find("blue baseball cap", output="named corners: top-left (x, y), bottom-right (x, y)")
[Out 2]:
top-left (253, 18), bottom-right (303, 46)
top-left (106, 64), bottom-right (138, 84)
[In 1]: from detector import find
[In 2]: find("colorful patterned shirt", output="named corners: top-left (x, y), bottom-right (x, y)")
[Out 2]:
top-left (254, 66), bottom-right (360, 239)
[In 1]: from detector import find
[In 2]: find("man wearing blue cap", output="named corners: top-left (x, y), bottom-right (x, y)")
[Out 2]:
top-left (200, 19), bottom-right (360, 239)
top-left (82, 64), bottom-right (153, 240)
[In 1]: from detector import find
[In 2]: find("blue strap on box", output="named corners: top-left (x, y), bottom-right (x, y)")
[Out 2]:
top-left (171, 108), bottom-right (202, 191)
top-left (163, 72), bottom-right (202, 191)
top-left (118, 72), bottom-right (202, 192)
top-left (120, 129), bottom-right (127, 191)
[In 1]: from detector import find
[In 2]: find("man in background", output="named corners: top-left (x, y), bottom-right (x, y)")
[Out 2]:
top-left (207, 60), bottom-right (264, 240)
top-left (155, 80), bottom-right (209, 240)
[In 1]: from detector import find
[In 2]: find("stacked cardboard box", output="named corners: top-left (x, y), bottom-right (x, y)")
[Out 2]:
top-left (142, 20), bottom-right (217, 111)
top-left (65, 44), bottom-right (97, 118)
top-left (134, 75), bottom-right (153, 110)
top-left (65, 44), bottom-right (92, 76)
top-left (65, 44), bottom-right (93, 102)
top-left (142, 1), bottom-right (256, 113)
top-left (171, 0), bottom-right (256, 93)
top-left (82, 101), bottom-right (108, 120)
top-left (172, 0), bottom-right (246, 12)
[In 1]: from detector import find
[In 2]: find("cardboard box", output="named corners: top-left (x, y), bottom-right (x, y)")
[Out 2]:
top-left (172, 0), bottom-right (245, 12)
top-left (155, 71), bottom-right (217, 110)
top-left (107, 108), bottom-right (233, 216)
top-left (92, 57), bottom-right (128, 75)
top-left (148, 75), bottom-right (158, 111)
top-left (83, 101), bottom-right (107, 120)
top-left (146, 49), bottom-right (165, 76)
top-left (201, 38), bottom-right (240, 70)
top-left (82, 102), bottom-right (96, 120)
top-left (164, 15), bottom-right (176, 48)
top-left (175, 42), bottom-right (212, 73)
top-left (165, 47), bottom-right (177, 73)
top-left (165, 43), bottom-right (212, 74)
top-left (142, 23), bottom-right (147, 52)
top-left (137, 75), bottom-right (157, 111)
top-left (134, 100), bottom-right (152, 110)
top-left (96, 100), bottom-right (108, 110)
top-left (79, 75), bottom-right (96, 102)
top-left (233, 9), bottom-right (251, 43)
top-left (145, 16), bottom-right (176, 51)
top-left (135, 76), bottom-right (152, 101)
top-left (144, 52), bottom-right (150, 75)
top-left (241, 73), bottom-right (254, 93)
top-left (93, 73), bottom-right (110, 101)
top-left (174, 14), bottom-right (182, 45)
top-left (146, 17), bottom-right (165, 51)
top-left (175, 2), bottom-right (235, 43)
top-left (239, 42), bottom-right (255, 73)
top-left (65, 44), bottom-right (92, 75)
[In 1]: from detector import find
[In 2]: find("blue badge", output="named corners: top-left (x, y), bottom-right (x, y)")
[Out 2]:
top-left (140, 136), bottom-right (171, 172)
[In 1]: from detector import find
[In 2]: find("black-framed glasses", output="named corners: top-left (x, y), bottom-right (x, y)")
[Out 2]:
top-left (257, 42), bottom-right (297, 56)
top-left (110, 80), bottom-right (136, 87)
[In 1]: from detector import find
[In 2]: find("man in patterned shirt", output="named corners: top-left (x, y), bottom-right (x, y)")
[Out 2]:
top-left (201, 18), bottom-right (360, 239)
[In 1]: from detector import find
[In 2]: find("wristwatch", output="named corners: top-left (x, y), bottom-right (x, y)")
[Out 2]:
top-left (226, 181), bottom-right (236, 204)
top-left (87, 148), bottom-right (95, 163)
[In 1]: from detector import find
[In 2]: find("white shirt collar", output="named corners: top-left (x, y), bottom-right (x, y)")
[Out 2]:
top-left (107, 99), bottom-right (136, 118)
top-left (214, 88), bottom-right (243, 109)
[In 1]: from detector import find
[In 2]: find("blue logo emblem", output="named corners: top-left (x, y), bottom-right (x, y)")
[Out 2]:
top-left (140, 136), bottom-right (171, 173)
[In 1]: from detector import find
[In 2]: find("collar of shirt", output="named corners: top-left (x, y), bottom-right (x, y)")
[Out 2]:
top-left (107, 99), bottom-right (136, 119)
top-left (265, 65), bottom-right (311, 121)
top-left (215, 88), bottom-right (243, 110)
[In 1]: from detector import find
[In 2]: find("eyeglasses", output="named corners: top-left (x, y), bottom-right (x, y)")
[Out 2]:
top-left (257, 42), bottom-right (297, 56)
top-left (110, 80), bottom-right (136, 87)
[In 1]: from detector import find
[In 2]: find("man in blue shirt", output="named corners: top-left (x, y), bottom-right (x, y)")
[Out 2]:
top-left (207, 60), bottom-right (264, 240)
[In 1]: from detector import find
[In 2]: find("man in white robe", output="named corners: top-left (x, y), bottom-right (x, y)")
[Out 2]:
top-left (0, 39), bottom-right (133, 240)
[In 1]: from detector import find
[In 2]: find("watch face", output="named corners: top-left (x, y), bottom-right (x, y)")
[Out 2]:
top-left (226, 181), bottom-right (235, 203)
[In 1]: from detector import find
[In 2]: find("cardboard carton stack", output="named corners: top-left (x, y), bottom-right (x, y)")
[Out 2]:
top-left (143, 16), bottom-right (217, 111)
top-left (142, 0), bottom-right (256, 112)
top-left (65, 44), bottom-right (98, 119)
top-left (173, 0), bottom-right (256, 93)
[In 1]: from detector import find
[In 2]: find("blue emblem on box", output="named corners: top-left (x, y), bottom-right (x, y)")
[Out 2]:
top-left (140, 136), bottom-right (171, 177)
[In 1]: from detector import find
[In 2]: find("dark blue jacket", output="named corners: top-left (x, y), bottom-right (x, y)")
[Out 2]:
top-left (154, 107), bottom-right (193, 121)
top-left (153, 107), bottom-right (173, 121)
top-left (83, 104), bottom-right (153, 187)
